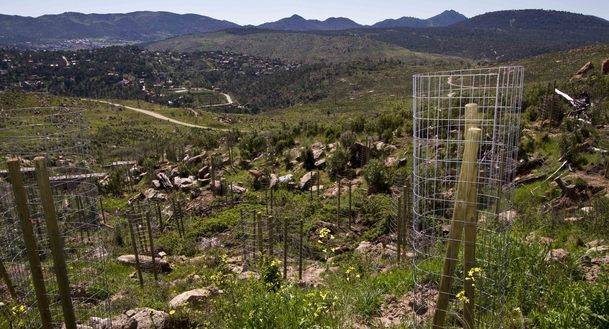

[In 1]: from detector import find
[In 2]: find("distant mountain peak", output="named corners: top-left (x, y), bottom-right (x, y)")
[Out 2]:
top-left (258, 14), bottom-right (362, 31)
top-left (372, 10), bottom-right (467, 28)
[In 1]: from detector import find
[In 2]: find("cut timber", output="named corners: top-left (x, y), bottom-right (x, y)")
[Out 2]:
top-left (433, 126), bottom-right (482, 329)
top-left (34, 157), bottom-right (77, 329)
top-left (7, 159), bottom-right (53, 328)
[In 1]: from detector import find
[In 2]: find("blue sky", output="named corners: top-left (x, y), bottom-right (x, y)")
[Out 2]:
top-left (1, 0), bottom-right (608, 24)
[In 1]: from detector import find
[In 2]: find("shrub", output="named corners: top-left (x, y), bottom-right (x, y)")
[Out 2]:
top-left (301, 147), bottom-right (315, 170)
top-left (238, 131), bottom-right (267, 160)
top-left (327, 146), bottom-right (350, 179)
top-left (363, 159), bottom-right (391, 194)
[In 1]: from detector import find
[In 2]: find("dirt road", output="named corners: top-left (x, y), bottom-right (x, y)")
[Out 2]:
top-left (91, 99), bottom-right (230, 131)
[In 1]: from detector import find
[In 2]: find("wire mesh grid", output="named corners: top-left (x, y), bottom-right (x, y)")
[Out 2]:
top-left (0, 107), bottom-right (114, 327)
top-left (411, 66), bottom-right (524, 327)
top-left (234, 193), bottom-right (316, 282)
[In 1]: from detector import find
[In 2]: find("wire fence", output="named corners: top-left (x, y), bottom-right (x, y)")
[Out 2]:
top-left (411, 66), bottom-right (524, 328)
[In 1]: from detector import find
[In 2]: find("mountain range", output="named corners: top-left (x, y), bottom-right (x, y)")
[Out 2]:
top-left (1, 8), bottom-right (609, 60)
top-left (0, 10), bottom-right (466, 46)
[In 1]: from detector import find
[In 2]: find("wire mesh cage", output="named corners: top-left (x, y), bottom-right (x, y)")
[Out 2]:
top-left (411, 67), bottom-right (524, 328)
top-left (0, 107), bottom-right (114, 328)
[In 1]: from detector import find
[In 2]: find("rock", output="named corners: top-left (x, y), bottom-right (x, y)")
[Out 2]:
top-left (573, 61), bottom-right (593, 79)
top-left (89, 317), bottom-right (113, 328)
top-left (186, 152), bottom-right (207, 164)
top-left (312, 149), bottom-right (324, 160)
top-left (397, 158), bottom-right (408, 167)
top-left (126, 308), bottom-right (169, 329)
top-left (545, 248), bottom-right (569, 262)
top-left (151, 180), bottom-right (161, 188)
top-left (299, 171), bottom-right (318, 190)
top-left (314, 158), bottom-right (326, 169)
top-left (62, 324), bottom-right (92, 329)
top-left (602, 59), bottom-right (609, 75)
top-left (229, 184), bottom-right (247, 194)
top-left (117, 255), bottom-right (171, 273)
top-left (197, 166), bottom-right (209, 179)
top-left (109, 313), bottom-right (137, 329)
top-left (173, 176), bottom-right (195, 190)
top-left (238, 271), bottom-right (259, 280)
top-left (143, 188), bottom-right (167, 201)
top-left (278, 174), bottom-right (294, 184)
top-left (197, 236), bottom-right (222, 251)
top-left (168, 286), bottom-right (222, 308)
top-left (585, 245), bottom-right (609, 256)
top-left (385, 156), bottom-right (397, 167)
top-left (564, 216), bottom-right (583, 223)
top-left (156, 172), bottom-right (173, 189)
top-left (269, 173), bottom-right (278, 188)
top-left (248, 169), bottom-right (263, 179)
top-left (580, 206), bottom-right (594, 214)
top-left (586, 239), bottom-right (606, 248)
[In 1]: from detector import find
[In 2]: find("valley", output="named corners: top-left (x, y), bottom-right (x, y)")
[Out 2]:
top-left (0, 6), bottom-right (609, 329)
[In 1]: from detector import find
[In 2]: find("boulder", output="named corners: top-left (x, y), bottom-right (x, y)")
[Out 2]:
top-left (143, 188), bottom-right (167, 201)
top-left (269, 173), bottom-right (278, 188)
top-left (602, 59), bottom-right (609, 75)
top-left (155, 172), bottom-right (173, 189)
top-left (314, 158), bottom-right (326, 169)
top-left (62, 324), bottom-right (92, 329)
top-left (168, 286), bottom-right (222, 308)
top-left (278, 174), bottom-right (294, 184)
top-left (355, 241), bottom-right (374, 254)
top-left (299, 171), bottom-right (318, 190)
top-left (229, 184), bottom-right (247, 194)
top-left (545, 248), bottom-right (569, 262)
top-left (186, 152), bottom-right (207, 164)
top-left (197, 166), bottom-right (209, 179)
top-left (248, 169), bottom-right (263, 179)
top-left (498, 210), bottom-right (517, 224)
top-left (312, 149), bottom-right (324, 160)
top-left (117, 255), bottom-right (171, 273)
top-left (126, 308), bottom-right (169, 329)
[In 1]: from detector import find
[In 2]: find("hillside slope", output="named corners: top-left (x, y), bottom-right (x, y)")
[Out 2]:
top-left (145, 31), bottom-right (453, 63)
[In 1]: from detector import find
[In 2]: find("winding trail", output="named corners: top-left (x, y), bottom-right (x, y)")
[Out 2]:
top-left (90, 99), bottom-right (230, 131)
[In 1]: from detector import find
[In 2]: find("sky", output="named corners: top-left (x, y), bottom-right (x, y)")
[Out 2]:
top-left (1, 0), bottom-right (608, 24)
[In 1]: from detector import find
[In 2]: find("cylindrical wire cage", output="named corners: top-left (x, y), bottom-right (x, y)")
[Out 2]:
top-left (411, 67), bottom-right (524, 327)
top-left (0, 107), bottom-right (113, 328)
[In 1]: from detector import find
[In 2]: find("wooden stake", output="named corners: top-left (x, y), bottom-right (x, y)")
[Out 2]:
top-left (99, 197), bottom-right (106, 223)
top-left (397, 194), bottom-right (403, 264)
top-left (7, 159), bottom-right (53, 328)
top-left (144, 210), bottom-right (158, 281)
top-left (348, 181), bottom-right (352, 227)
top-left (402, 184), bottom-right (409, 257)
top-left (34, 157), bottom-right (77, 329)
top-left (0, 258), bottom-right (17, 301)
top-left (267, 215), bottom-right (274, 256)
top-left (127, 217), bottom-right (144, 287)
top-left (337, 179), bottom-right (341, 225)
top-left (283, 216), bottom-right (288, 279)
top-left (256, 212), bottom-right (263, 255)
top-left (432, 127), bottom-right (481, 329)
top-left (298, 218), bottom-right (304, 281)
top-left (156, 201), bottom-right (164, 231)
